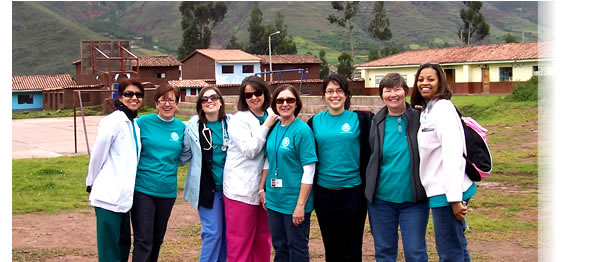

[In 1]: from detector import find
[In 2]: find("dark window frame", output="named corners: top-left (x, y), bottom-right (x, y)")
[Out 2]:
top-left (222, 65), bottom-right (234, 74)
top-left (499, 67), bottom-right (513, 82)
top-left (242, 65), bottom-right (254, 73)
top-left (17, 94), bottom-right (34, 104)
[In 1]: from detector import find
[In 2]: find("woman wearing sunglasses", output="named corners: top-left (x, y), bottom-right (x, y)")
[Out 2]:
top-left (222, 76), bottom-right (278, 261)
top-left (180, 86), bottom-right (230, 262)
top-left (130, 84), bottom-right (186, 262)
top-left (258, 84), bottom-right (318, 262)
top-left (306, 73), bottom-right (372, 262)
top-left (86, 78), bottom-right (144, 262)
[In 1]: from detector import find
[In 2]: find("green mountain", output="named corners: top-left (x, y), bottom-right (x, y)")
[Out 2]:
top-left (12, 1), bottom-right (546, 76)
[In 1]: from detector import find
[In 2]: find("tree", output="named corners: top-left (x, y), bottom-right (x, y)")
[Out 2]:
top-left (268, 12), bottom-right (297, 55)
top-left (368, 48), bottom-right (380, 61)
top-left (380, 45), bottom-right (399, 57)
top-left (337, 52), bottom-right (354, 79)
top-left (459, 1), bottom-right (490, 46)
top-left (246, 4), bottom-right (297, 55)
top-left (226, 34), bottom-right (243, 49)
top-left (328, 1), bottom-right (359, 59)
top-left (368, 1), bottom-right (392, 51)
top-left (246, 3), bottom-right (267, 54)
top-left (319, 50), bottom-right (330, 79)
top-left (177, 2), bottom-right (227, 60)
top-left (504, 33), bottom-right (518, 43)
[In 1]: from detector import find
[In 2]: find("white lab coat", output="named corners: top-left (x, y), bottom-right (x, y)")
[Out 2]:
top-left (86, 110), bottom-right (141, 213)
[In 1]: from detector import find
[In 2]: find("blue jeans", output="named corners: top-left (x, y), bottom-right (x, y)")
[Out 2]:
top-left (198, 191), bottom-right (227, 262)
top-left (432, 206), bottom-right (470, 262)
top-left (267, 209), bottom-right (311, 262)
top-left (367, 199), bottom-right (429, 262)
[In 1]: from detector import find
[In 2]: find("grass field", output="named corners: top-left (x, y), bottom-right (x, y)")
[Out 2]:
top-left (12, 95), bottom-right (539, 261)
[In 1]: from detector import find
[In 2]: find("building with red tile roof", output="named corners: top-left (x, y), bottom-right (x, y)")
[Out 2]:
top-left (355, 42), bottom-right (551, 95)
top-left (12, 74), bottom-right (76, 111)
top-left (257, 54), bottom-right (322, 82)
top-left (180, 49), bottom-right (262, 85)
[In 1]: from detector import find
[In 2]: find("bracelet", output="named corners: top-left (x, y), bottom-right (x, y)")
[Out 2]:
top-left (258, 189), bottom-right (265, 194)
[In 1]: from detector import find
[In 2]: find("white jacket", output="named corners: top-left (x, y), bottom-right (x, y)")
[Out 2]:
top-left (222, 109), bottom-right (273, 205)
top-left (86, 110), bottom-right (141, 213)
top-left (418, 99), bottom-right (472, 203)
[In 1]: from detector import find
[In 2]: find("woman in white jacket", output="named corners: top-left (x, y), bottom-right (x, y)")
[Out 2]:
top-left (411, 63), bottom-right (476, 262)
top-left (223, 76), bottom-right (278, 262)
top-left (85, 78), bottom-right (144, 262)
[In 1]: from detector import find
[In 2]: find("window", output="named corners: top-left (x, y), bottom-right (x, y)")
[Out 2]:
top-left (18, 94), bottom-right (34, 104)
top-left (375, 75), bottom-right (385, 87)
top-left (532, 65), bottom-right (544, 76)
top-left (222, 65), bottom-right (234, 74)
top-left (155, 72), bottom-right (166, 78)
top-left (242, 65), bottom-right (254, 73)
top-left (499, 67), bottom-right (513, 81)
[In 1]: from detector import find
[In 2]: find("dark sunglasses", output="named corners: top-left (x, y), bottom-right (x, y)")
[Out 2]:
top-left (200, 94), bottom-right (221, 104)
top-left (122, 91), bottom-right (144, 98)
top-left (245, 90), bottom-right (264, 99)
top-left (275, 97), bottom-right (296, 105)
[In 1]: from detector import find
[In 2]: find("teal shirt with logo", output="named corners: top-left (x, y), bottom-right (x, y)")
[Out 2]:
top-left (206, 120), bottom-right (228, 191)
top-left (135, 114), bottom-right (185, 198)
top-left (265, 119), bottom-right (318, 215)
top-left (312, 110), bottom-right (361, 188)
top-left (375, 115), bottom-right (413, 203)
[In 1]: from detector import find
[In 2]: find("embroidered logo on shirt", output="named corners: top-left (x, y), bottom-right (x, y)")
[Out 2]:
top-left (170, 132), bottom-right (179, 141)
top-left (341, 123), bottom-right (352, 133)
top-left (281, 137), bottom-right (290, 149)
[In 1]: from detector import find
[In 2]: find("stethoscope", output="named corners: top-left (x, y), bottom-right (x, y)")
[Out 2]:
top-left (201, 120), bottom-right (229, 152)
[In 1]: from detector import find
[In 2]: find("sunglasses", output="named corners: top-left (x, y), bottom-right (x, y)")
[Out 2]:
top-left (200, 94), bottom-right (221, 104)
top-left (245, 90), bottom-right (264, 99)
top-left (275, 97), bottom-right (296, 104)
top-left (122, 91), bottom-right (144, 98)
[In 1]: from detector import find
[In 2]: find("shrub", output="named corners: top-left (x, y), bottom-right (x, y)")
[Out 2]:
top-left (505, 76), bottom-right (540, 102)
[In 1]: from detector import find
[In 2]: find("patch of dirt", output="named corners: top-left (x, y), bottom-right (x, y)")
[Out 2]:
top-left (468, 241), bottom-right (537, 262)
top-left (13, 196), bottom-right (537, 262)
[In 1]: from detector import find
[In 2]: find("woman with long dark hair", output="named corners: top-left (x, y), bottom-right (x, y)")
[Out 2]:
top-left (180, 86), bottom-right (230, 262)
top-left (411, 63), bottom-right (476, 262)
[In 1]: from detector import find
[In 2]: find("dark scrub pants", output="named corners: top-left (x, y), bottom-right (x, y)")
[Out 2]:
top-left (95, 207), bottom-right (131, 262)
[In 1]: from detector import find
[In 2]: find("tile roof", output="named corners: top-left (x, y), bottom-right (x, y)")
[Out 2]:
top-left (12, 74), bottom-right (76, 91)
top-left (169, 79), bottom-right (211, 88)
top-left (257, 54), bottom-right (322, 64)
top-left (356, 42), bottom-right (550, 68)
top-left (133, 56), bottom-right (181, 67)
top-left (184, 49), bottom-right (261, 63)
top-left (44, 84), bottom-right (105, 91)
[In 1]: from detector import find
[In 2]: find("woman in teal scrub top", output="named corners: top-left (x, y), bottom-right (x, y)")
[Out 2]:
top-left (307, 73), bottom-right (372, 262)
top-left (259, 84), bottom-right (318, 262)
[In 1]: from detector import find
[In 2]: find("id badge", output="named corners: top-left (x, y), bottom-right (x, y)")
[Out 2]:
top-left (271, 178), bottom-right (283, 188)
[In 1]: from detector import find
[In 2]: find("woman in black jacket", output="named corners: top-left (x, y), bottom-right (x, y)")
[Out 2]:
top-left (365, 73), bottom-right (429, 262)
top-left (307, 73), bottom-right (372, 262)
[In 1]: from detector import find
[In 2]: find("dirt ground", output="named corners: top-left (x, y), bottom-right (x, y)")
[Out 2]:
top-left (12, 192), bottom-right (537, 262)
top-left (12, 118), bottom-right (539, 261)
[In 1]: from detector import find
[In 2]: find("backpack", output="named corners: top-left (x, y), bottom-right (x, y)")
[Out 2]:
top-left (456, 108), bottom-right (492, 181)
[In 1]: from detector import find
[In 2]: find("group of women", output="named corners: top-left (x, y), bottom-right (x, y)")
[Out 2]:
top-left (85, 62), bottom-right (476, 262)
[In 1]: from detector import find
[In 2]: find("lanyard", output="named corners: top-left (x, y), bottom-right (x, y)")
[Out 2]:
top-left (274, 120), bottom-right (294, 176)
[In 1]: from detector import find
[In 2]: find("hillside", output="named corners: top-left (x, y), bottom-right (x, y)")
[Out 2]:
top-left (12, 1), bottom-right (546, 76)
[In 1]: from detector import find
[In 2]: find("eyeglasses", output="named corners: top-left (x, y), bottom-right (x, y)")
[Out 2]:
top-left (325, 89), bottom-right (345, 95)
top-left (200, 94), bottom-right (221, 104)
top-left (275, 97), bottom-right (296, 105)
top-left (245, 90), bottom-right (264, 99)
top-left (158, 98), bottom-right (176, 105)
top-left (122, 91), bottom-right (144, 98)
